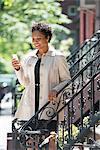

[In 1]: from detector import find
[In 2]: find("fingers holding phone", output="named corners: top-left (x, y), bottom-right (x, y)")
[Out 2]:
top-left (12, 54), bottom-right (21, 71)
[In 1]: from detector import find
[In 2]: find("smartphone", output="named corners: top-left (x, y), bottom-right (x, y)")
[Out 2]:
top-left (12, 54), bottom-right (18, 60)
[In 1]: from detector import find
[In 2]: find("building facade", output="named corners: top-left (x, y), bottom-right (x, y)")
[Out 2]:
top-left (61, 0), bottom-right (100, 45)
top-left (60, 0), bottom-right (80, 52)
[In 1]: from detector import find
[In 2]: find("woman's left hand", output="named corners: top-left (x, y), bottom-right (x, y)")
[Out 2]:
top-left (48, 90), bottom-right (57, 101)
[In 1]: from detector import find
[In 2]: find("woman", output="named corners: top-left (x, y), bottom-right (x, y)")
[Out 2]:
top-left (12, 22), bottom-right (71, 149)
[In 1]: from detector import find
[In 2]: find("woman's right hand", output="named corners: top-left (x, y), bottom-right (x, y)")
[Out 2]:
top-left (12, 58), bottom-right (21, 71)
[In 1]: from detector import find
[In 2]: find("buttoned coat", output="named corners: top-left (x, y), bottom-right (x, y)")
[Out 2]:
top-left (15, 47), bottom-right (71, 121)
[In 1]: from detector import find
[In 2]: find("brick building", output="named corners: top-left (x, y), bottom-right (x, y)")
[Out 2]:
top-left (80, 0), bottom-right (100, 44)
top-left (61, 0), bottom-right (100, 46)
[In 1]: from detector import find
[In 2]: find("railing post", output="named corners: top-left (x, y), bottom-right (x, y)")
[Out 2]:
top-left (49, 132), bottom-right (57, 150)
top-left (79, 72), bottom-right (84, 133)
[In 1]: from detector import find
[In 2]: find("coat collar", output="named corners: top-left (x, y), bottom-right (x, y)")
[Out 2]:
top-left (28, 46), bottom-right (56, 58)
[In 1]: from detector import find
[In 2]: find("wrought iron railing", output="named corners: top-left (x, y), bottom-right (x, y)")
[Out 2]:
top-left (12, 30), bottom-right (100, 149)
top-left (12, 50), bottom-right (100, 150)
top-left (67, 30), bottom-right (100, 77)
top-left (57, 51), bottom-right (100, 149)
top-left (63, 112), bottom-right (100, 150)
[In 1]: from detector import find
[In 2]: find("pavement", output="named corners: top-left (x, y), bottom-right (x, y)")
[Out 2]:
top-left (0, 98), bottom-right (14, 150)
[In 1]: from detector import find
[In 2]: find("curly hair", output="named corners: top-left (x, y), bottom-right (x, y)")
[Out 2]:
top-left (32, 23), bottom-right (52, 42)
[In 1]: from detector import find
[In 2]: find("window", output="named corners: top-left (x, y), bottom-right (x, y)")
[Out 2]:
top-left (80, 0), bottom-right (95, 8)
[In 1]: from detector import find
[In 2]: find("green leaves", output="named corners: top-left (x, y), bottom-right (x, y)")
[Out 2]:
top-left (0, 0), bottom-right (72, 73)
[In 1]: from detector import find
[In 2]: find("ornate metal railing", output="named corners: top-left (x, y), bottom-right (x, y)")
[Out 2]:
top-left (67, 30), bottom-right (100, 77)
top-left (12, 48), bottom-right (100, 149)
top-left (63, 112), bottom-right (100, 150)
top-left (57, 51), bottom-right (100, 149)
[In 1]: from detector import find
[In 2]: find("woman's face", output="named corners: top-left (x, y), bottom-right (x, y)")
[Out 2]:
top-left (32, 31), bottom-right (49, 54)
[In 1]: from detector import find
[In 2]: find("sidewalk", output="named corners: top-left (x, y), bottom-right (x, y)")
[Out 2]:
top-left (0, 98), bottom-right (14, 150)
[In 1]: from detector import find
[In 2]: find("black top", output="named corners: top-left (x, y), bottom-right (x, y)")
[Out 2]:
top-left (34, 58), bottom-right (41, 113)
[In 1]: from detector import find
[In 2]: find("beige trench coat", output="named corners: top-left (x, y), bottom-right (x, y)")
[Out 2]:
top-left (15, 47), bottom-right (71, 121)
